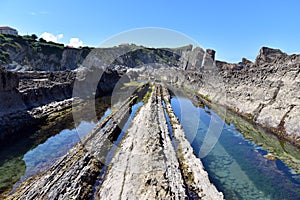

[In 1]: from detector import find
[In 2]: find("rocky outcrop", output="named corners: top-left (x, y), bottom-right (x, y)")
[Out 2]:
top-left (95, 84), bottom-right (222, 199)
top-left (0, 66), bottom-right (124, 144)
top-left (0, 67), bottom-right (26, 116)
top-left (0, 68), bottom-right (75, 117)
top-left (216, 58), bottom-right (253, 70)
top-left (96, 85), bottom-right (187, 199)
top-left (156, 46), bottom-right (300, 146)
top-left (255, 47), bottom-right (288, 65)
top-left (161, 86), bottom-right (223, 199)
top-left (1, 35), bottom-right (300, 148)
top-left (0, 34), bottom-right (90, 71)
top-left (216, 48), bottom-right (300, 144)
top-left (6, 94), bottom-right (136, 200)
top-left (7, 84), bottom-right (223, 200)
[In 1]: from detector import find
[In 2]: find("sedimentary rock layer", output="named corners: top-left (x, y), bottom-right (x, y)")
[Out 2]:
top-left (95, 84), bottom-right (222, 199)
top-left (150, 47), bottom-right (300, 146)
top-left (7, 84), bottom-right (222, 200)
top-left (6, 95), bottom-right (136, 200)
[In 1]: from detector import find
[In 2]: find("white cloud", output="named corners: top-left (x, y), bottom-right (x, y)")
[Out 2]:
top-left (68, 38), bottom-right (84, 48)
top-left (57, 34), bottom-right (63, 40)
top-left (39, 32), bottom-right (84, 48)
top-left (40, 32), bottom-right (63, 43)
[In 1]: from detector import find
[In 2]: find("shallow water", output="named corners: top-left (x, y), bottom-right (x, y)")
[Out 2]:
top-left (171, 96), bottom-right (300, 200)
top-left (22, 108), bottom-right (112, 179)
top-left (0, 96), bottom-right (111, 194)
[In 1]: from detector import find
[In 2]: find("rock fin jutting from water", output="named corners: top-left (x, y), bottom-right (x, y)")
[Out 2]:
top-left (7, 83), bottom-right (223, 200)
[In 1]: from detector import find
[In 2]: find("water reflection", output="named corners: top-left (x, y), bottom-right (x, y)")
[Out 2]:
top-left (0, 96), bottom-right (111, 194)
top-left (171, 96), bottom-right (300, 200)
top-left (23, 109), bottom-right (111, 179)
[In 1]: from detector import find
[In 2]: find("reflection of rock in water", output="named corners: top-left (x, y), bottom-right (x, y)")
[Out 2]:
top-left (0, 96), bottom-right (111, 196)
top-left (7, 84), bottom-right (223, 200)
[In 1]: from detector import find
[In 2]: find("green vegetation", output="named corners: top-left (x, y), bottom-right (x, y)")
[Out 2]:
top-left (177, 145), bottom-right (195, 187)
top-left (142, 83), bottom-right (154, 104)
top-left (0, 33), bottom-right (91, 70)
top-left (0, 34), bottom-right (64, 65)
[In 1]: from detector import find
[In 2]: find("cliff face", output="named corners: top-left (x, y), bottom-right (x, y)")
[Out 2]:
top-left (0, 68), bottom-right (74, 117)
top-left (160, 47), bottom-right (300, 145)
top-left (0, 67), bottom-right (26, 116)
top-left (1, 34), bottom-right (299, 145)
top-left (216, 48), bottom-right (300, 143)
top-left (0, 34), bottom-right (90, 71)
top-left (121, 45), bottom-right (299, 145)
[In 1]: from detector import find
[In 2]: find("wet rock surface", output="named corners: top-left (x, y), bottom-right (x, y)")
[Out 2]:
top-left (161, 86), bottom-right (223, 199)
top-left (214, 48), bottom-right (300, 145)
top-left (96, 85), bottom-right (188, 199)
top-left (6, 84), bottom-right (223, 199)
top-left (6, 94), bottom-right (136, 200)
top-left (147, 46), bottom-right (300, 146)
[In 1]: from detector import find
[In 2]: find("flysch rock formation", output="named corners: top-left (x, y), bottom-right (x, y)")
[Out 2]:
top-left (207, 47), bottom-right (300, 145)
top-left (1, 35), bottom-right (300, 146)
top-left (2, 32), bottom-right (299, 147)
top-left (0, 65), bottom-right (124, 143)
top-left (7, 83), bottom-right (223, 200)
top-left (96, 84), bottom-right (187, 199)
top-left (146, 46), bottom-right (300, 146)
top-left (6, 94), bottom-right (137, 200)
top-left (161, 86), bottom-right (223, 199)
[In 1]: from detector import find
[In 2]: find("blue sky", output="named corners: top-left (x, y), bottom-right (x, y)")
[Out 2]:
top-left (0, 0), bottom-right (299, 62)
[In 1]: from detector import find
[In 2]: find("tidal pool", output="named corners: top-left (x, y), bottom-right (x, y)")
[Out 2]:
top-left (171, 96), bottom-right (300, 200)
top-left (0, 96), bottom-right (111, 195)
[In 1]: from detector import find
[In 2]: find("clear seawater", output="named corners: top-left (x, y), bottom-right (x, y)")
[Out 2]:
top-left (171, 96), bottom-right (300, 200)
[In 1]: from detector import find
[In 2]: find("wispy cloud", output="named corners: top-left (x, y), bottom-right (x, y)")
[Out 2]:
top-left (40, 32), bottom-right (63, 43)
top-left (28, 11), bottom-right (50, 16)
top-left (29, 11), bottom-right (36, 16)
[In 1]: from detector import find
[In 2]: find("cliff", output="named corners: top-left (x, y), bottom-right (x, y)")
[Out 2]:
top-left (1, 33), bottom-right (299, 146)
top-left (157, 46), bottom-right (300, 146)
top-left (0, 34), bottom-right (90, 71)
top-left (215, 47), bottom-right (300, 145)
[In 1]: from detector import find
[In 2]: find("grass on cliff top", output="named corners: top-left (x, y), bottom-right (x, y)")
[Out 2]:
top-left (0, 34), bottom-right (91, 66)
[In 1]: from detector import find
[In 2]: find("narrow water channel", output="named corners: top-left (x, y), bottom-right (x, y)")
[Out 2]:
top-left (22, 108), bottom-right (112, 179)
top-left (0, 96), bottom-right (111, 194)
top-left (171, 96), bottom-right (300, 200)
top-left (90, 101), bottom-right (144, 199)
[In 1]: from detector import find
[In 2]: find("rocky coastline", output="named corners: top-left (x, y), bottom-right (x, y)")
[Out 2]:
top-left (1, 34), bottom-right (300, 199)
top-left (6, 83), bottom-right (223, 199)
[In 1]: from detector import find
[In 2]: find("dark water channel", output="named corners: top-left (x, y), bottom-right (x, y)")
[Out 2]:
top-left (0, 96), bottom-right (111, 194)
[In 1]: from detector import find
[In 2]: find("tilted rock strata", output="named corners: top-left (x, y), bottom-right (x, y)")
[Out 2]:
top-left (214, 48), bottom-right (300, 144)
top-left (96, 85), bottom-right (187, 199)
top-left (148, 47), bottom-right (300, 145)
top-left (7, 84), bottom-right (223, 199)
top-left (96, 84), bottom-right (223, 200)
top-left (6, 96), bottom-right (136, 200)
top-left (161, 86), bottom-right (223, 199)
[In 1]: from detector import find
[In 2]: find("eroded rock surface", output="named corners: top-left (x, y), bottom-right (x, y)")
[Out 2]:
top-left (6, 95), bottom-right (136, 200)
top-left (95, 84), bottom-right (222, 200)
top-left (7, 84), bottom-right (223, 200)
